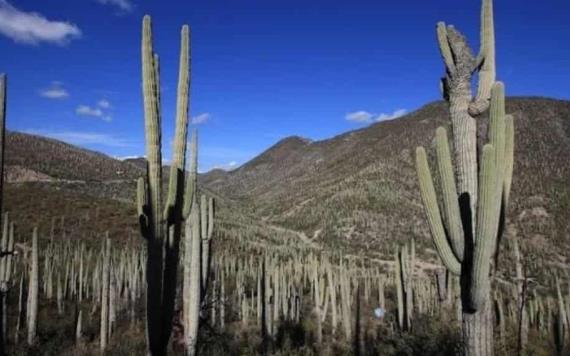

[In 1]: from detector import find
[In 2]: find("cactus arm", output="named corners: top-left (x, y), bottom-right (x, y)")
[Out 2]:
top-left (164, 25), bottom-right (190, 223)
top-left (469, 0), bottom-right (496, 116)
top-left (468, 144), bottom-right (499, 311)
top-left (503, 114), bottom-right (514, 204)
top-left (141, 15), bottom-right (163, 241)
top-left (488, 82), bottom-right (506, 181)
top-left (436, 22), bottom-right (456, 75)
top-left (435, 127), bottom-right (465, 261)
top-left (207, 197), bottom-right (214, 239)
top-left (183, 130), bottom-right (197, 218)
top-left (200, 194), bottom-right (210, 294)
top-left (415, 147), bottom-right (462, 275)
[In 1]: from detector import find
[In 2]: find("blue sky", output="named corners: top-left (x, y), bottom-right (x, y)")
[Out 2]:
top-left (1, 0), bottom-right (569, 172)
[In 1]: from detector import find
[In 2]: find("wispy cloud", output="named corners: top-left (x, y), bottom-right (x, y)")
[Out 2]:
top-left (23, 129), bottom-right (132, 148)
top-left (345, 109), bottom-right (407, 123)
top-left (192, 113), bottom-right (211, 124)
top-left (345, 111), bottom-right (374, 123)
top-left (0, 0), bottom-right (81, 45)
top-left (95, 0), bottom-right (134, 12)
top-left (76, 101), bottom-right (113, 122)
top-left (39, 81), bottom-right (69, 99)
top-left (97, 99), bottom-right (111, 109)
top-left (375, 109), bottom-right (407, 121)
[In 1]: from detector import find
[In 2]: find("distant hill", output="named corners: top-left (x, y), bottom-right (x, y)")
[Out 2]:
top-left (201, 97), bottom-right (570, 259)
top-left (6, 132), bottom-right (144, 182)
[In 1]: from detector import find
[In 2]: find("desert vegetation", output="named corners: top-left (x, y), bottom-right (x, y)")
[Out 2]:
top-left (0, 0), bottom-right (568, 355)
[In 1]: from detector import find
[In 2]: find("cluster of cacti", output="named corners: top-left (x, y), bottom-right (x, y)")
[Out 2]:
top-left (415, 0), bottom-right (515, 353)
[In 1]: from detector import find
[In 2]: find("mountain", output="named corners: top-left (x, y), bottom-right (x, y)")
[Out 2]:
top-left (201, 97), bottom-right (570, 262)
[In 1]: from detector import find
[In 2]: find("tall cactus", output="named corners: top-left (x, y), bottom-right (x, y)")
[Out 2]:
top-left (27, 228), bottom-right (39, 346)
top-left (415, 0), bottom-right (512, 354)
top-left (100, 235), bottom-right (111, 352)
top-left (395, 239), bottom-right (415, 331)
top-left (137, 15), bottom-right (192, 356)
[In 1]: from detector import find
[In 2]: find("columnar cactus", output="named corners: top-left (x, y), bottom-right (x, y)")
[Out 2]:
top-left (415, 1), bottom-right (514, 353)
top-left (137, 15), bottom-right (192, 356)
top-left (395, 239), bottom-right (415, 331)
top-left (27, 228), bottom-right (39, 346)
top-left (100, 235), bottom-right (110, 352)
top-left (0, 215), bottom-right (13, 348)
top-left (512, 237), bottom-right (528, 353)
top-left (200, 194), bottom-right (215, 297)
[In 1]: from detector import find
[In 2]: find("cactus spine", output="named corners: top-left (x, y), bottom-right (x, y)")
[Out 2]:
top-left (137, 15), bottom-right (191, 356)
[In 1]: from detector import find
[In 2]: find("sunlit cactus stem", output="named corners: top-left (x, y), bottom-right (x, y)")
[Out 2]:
top-left (100, 235), bottom-right (111, 352)
top-left (27, 228), bottom-right (39, 346)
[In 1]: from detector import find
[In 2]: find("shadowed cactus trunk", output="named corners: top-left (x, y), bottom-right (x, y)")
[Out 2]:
top-left (415, 0), bottom-right (513, 355)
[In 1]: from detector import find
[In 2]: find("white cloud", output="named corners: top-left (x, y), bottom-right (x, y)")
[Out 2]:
top-left (95, 0), bottom-right (134, 12)
top-left (345, 109), bottom-right (407, 123)
top-left (39, 82), bottom-right (69, 99)
top-left (23, 129), bottom-right (131, 147)
top-left (192, 113), bottom-right (211, 124)
top-left (345, 111), bottom-right (374, 123)
top-left (76, 105), bottom-right (103, 117)
top-left (76, 104), bottom-right (112, 122)
top-left (375, 109), bottom-right (407, 122)
top-left (97, 99), bottom-right (111, 109)
top-left (0, 1), bottom-right (81, 45)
